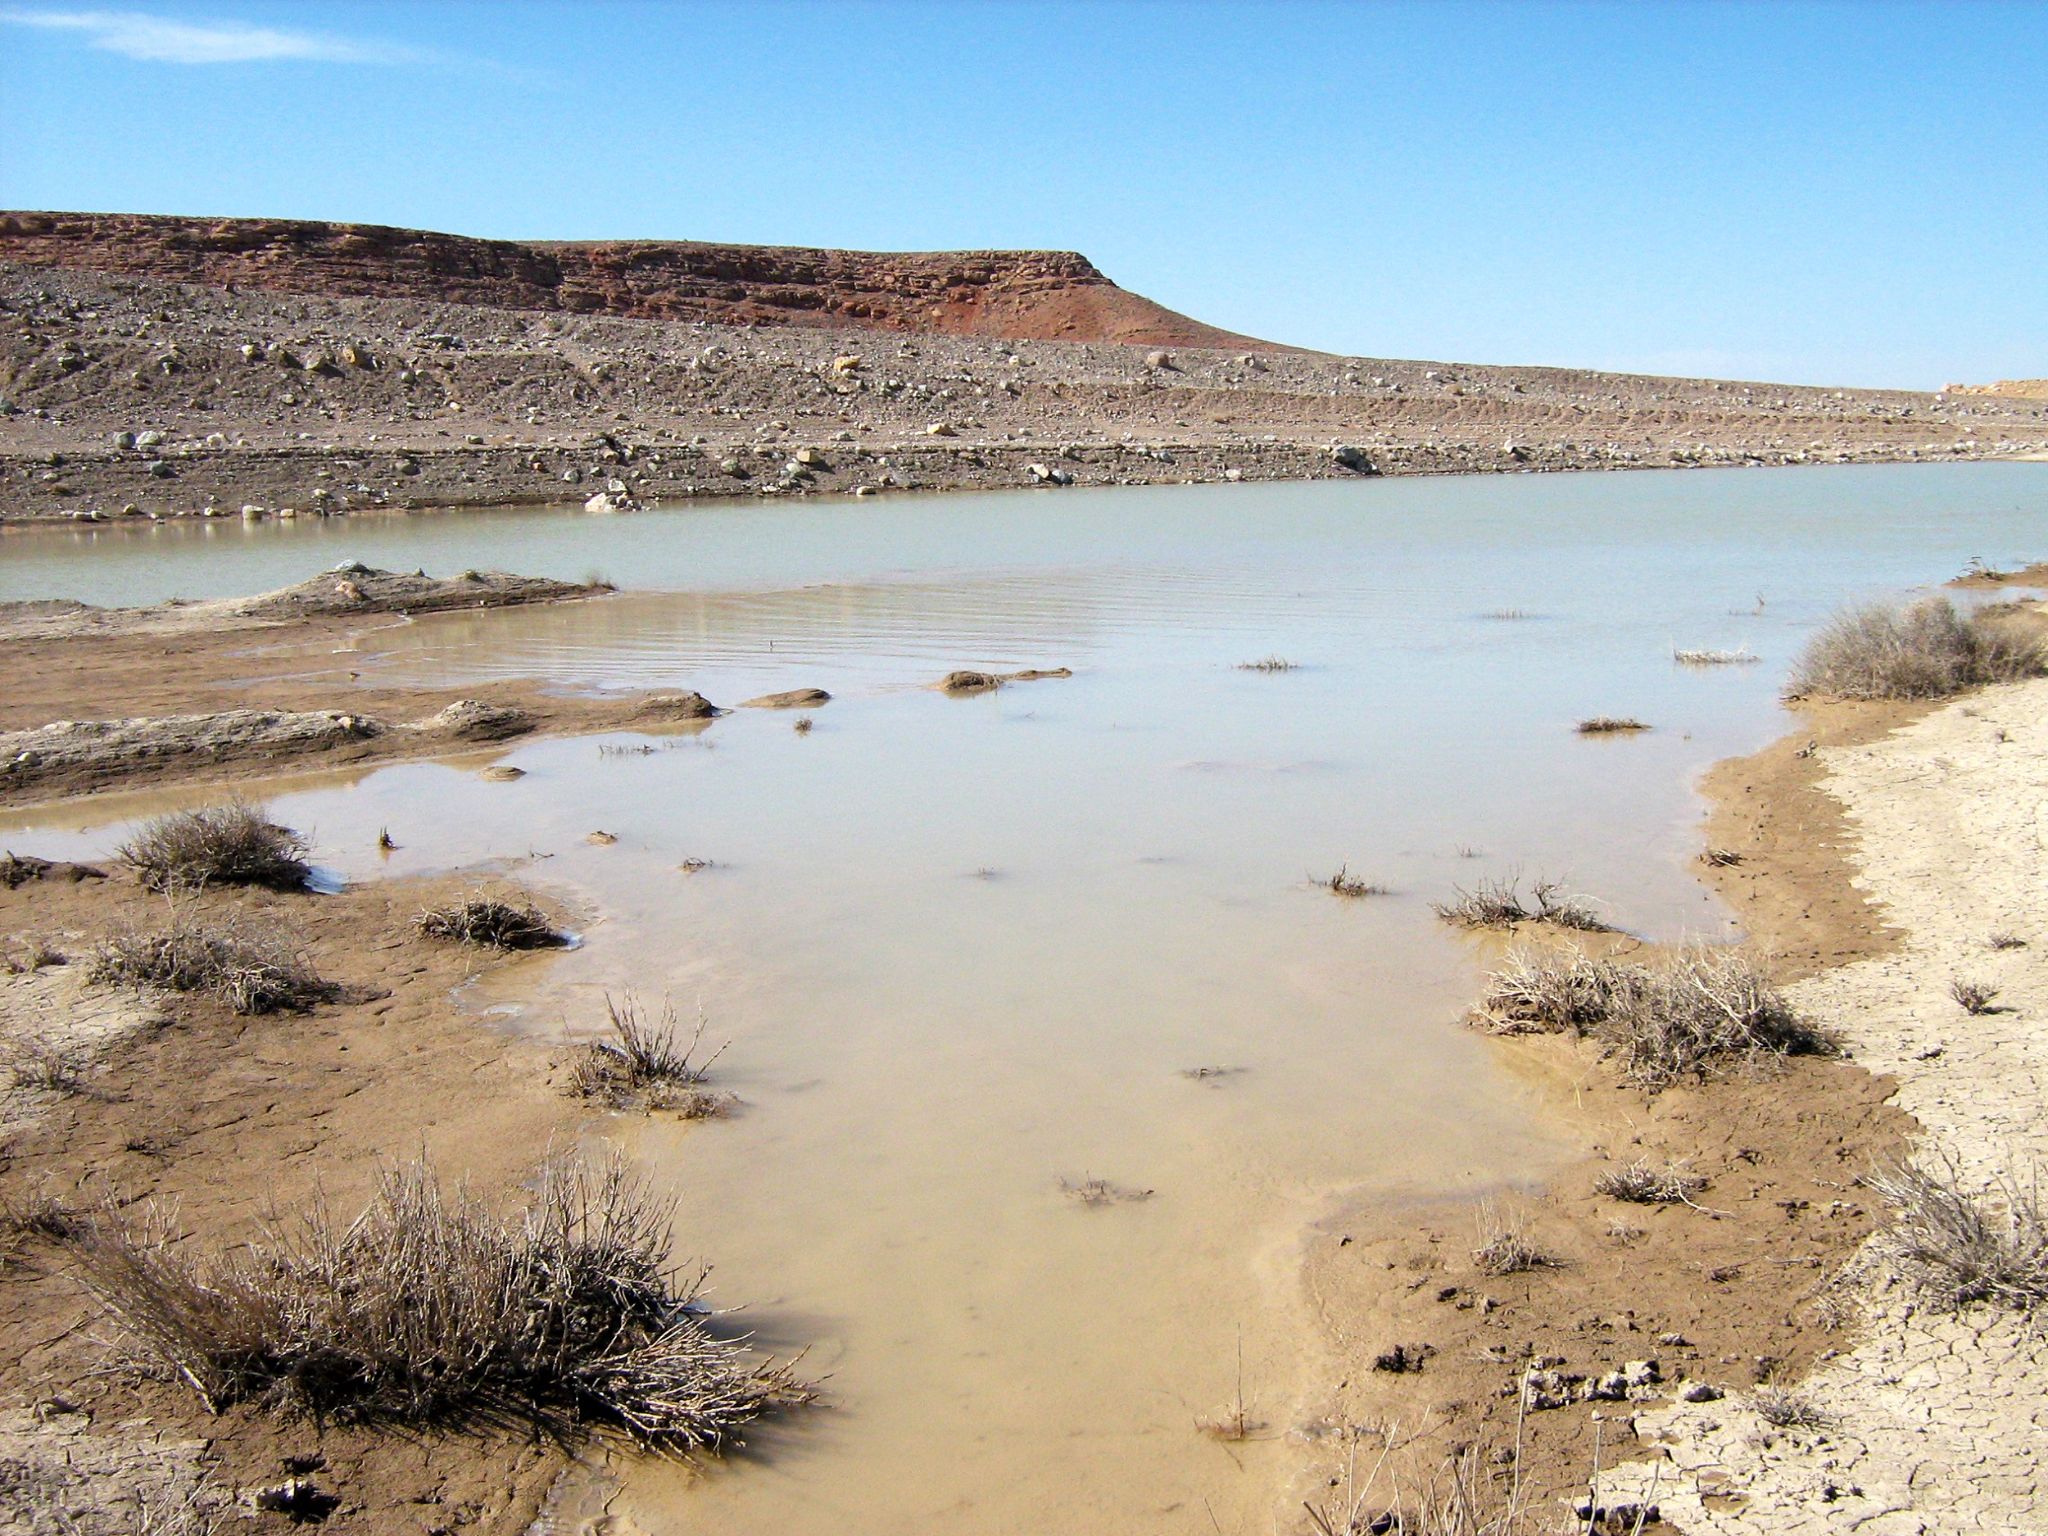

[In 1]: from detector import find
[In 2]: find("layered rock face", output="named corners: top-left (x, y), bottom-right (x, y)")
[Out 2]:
top-left (0, 211), bottom-right (1269, 349)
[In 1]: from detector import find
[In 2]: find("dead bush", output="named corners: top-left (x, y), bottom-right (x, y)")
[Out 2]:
top-left (1747, 1385), bottom-right (1828, 1429)
top-left (1949, 978), bottom-right (2001, 1015)
top-left (1475, 946), bottom-right (1832, 1090)
top-left (117, 801), bottom-right (310, 892)
top-left (1575, 716), bottom-right (1649, 734)
top-left (1433, 875), bottom-right (1607, 932)
top-left (66, 1156), bottom-right (810, 1450)
top-left (91, 917), bottom-right (333, 1015)
top-left (1317, 865), bottom-right (1389, 898)
top-left (1865, 1158), bottom-right (2048, 1311)
top-left (1471, 1205), bottom-right (1559, 1275)
top-left (415, 894), bottom-right (565, 950)
top-left (568, 994), bottom-right (733, 1116)
top-left (1594, 1157), bottom-right (1707, 1205)
top-left (1786, 595), bottom-right (2044, 701)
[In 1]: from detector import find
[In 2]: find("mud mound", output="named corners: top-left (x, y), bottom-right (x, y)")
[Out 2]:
top-left (0, 211), bottom-right (1270, 351)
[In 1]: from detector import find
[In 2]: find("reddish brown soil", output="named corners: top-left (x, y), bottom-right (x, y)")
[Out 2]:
top-left (0, 211), bottom-right (1270, 350)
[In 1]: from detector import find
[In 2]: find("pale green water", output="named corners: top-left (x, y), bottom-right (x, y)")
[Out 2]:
top-left (4, 462), bottom-right (2045, 1533)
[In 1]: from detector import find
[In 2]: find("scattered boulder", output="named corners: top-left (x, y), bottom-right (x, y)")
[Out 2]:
top-left (420, 700), bottom-right (534, 741)
top-left (741, 688), bottom-right (832, 709)
top-left (632, 692), bottom-right (723, 721)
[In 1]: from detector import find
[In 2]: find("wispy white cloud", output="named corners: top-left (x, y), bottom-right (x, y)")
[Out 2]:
top-left (0, 7), bottom-right (424, 65)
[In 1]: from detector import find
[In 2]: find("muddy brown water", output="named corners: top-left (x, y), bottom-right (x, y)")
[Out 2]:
top-left (5, 464), bottom-right (2046, 1532)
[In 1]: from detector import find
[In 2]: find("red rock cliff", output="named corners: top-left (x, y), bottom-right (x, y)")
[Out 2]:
top-left (0, 211), bottom-right (1273, 349)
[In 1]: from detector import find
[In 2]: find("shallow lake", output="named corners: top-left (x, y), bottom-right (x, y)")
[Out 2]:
top-left (5, 463), bottom-right (2045, 1532)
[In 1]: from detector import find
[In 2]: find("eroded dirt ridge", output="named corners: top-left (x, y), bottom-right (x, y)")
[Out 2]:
top-left (0, 211), bottom-right (1264, 348)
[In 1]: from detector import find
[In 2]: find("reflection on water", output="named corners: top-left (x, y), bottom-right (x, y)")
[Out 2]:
top-left (5, 464), bottom-right (2047, 1533)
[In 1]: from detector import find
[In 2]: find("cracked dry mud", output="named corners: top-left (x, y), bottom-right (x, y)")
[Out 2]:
top-left (1606, 678), bottom-right (2048, 1534)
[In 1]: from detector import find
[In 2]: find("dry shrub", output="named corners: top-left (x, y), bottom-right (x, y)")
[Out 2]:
top-left (1471, 1205), bottom-right (1558, 1275)
top-left (1433, 875), bottom-right (1607, 933)
top-left (415, 895), bottom-right (564, 950)
top-left (1476, 946), bottom-right (1832, 1090)
top-left (1319, 866), bottom-right (1390, 898)
top-left (1747, 1385), bottom-right (1828, 1429)
top-left (1575, 716), bottom-right (1649, 734)
top-left (1237, 656), bottom-right (1298, 673)
top-left (91, 917), bottom-right (333, 1015)
top-left (1949, 977), bottom-right (2001, 1015)
top-left (118, 801), bottom-right (310, 892)
top-left (1594, 1158), bottom-right (1706, 1205)
top-left (66, 1156), bottom-right (810, 1450)
top-left (569, 994), bottom-right (733, 1116)
top-left (1865, 1158), bottom-right (2048, 1311)
top-left (1786, 595), bottom-right (2043, 700)
top-left (4, 1038), bottom-right (85, 1093)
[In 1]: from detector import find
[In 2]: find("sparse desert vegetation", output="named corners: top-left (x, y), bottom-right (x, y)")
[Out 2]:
top-left (90, 915), bottom-right (334, 1015)
top-left (1786, 595), bottom-right (2044, 700)
top-left (61, 1156), bottom-right (810, 1449)
top-left (1594, 1157), bottom-right (1707, 1205)
top-left (1471, 1205), bottom-right (1559, 1275)
top-left (1433, 875), bottom-right (1608, 932)
top-left (1316, 865), bottom-right (1389, 897)
top-left (1475, 945), bottom-right (1833, 1089)
top-left (1866, 1159), bottom-right (2048, 1312)
top-left (117, 801), bottom-right (311, 892)
top-left (1747, 1384), bottom-right (1829, 1429)
top-left (415, 894), bottom-right (567, 949)
top-left (568, 995), bottom-right (734, 1116)
top-left (1949, 977), bottom-right (2002, 1014)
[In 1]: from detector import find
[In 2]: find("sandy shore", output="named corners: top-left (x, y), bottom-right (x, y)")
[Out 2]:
top-left (0, 865), bottom-right (586, 1531)
top-left (1599, 680), bottom-right (2048, 1532)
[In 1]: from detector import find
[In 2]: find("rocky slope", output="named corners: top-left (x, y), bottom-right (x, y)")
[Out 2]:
top-left (0, 211), bottom-right (1266, 349)
top-left (2, 256), bottom-right (2046, 524)
top-left (1947, 378), bottom-right (2048, 399)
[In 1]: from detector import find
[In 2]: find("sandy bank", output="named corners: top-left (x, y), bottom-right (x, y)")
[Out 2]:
top-left (0, 569), bottom-right (760, 803)
top-left (1601, 679), bottom-right (2048, 1532)
top-left (0, 864), bottom-right (587, 1531)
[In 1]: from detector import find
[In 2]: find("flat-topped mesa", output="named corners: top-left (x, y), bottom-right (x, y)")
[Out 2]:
top-left (0, 211), bottom-right (1274, 350)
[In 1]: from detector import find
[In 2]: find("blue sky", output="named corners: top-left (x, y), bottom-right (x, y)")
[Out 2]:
top-left (1, 1), bottom-right (2041, 387)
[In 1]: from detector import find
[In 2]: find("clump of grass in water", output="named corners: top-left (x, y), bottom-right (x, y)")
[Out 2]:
top-left (117, 801), bottom-right (310, 893)
top-left (1473, 945), bottom-right (1834, 1091)
top-left (1864, 1156), bottom-right (2048, 1312)
top-left (1317, 865), bottom-right (1389, 898)
top-left (62, 1154), bottom-right (812, 1449)
top-left (415, 894), bottom-right (565, 950)
top-left (1575, 716), bottom-right (1650, 734)
top-left (1950, 978), bottom-right (2002, 1015)
top-left (1594, 1158), bottom-right (1707, 1205)
top-left (1786, 594), bottom-right (2045, 700)
top-left (1433, 875), bottom-right (1609, 932)
top-left (1059, 1176), bottom-right (1154, 1207)
top-left (92, 915), bottom-right (334, 1016)
top-left (1236, 656), bottom-right (1298, 672)
top-left (568, 994), bottom-right (733, 1117)
top-left (1673, 646), bottom-right (1760, 666)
